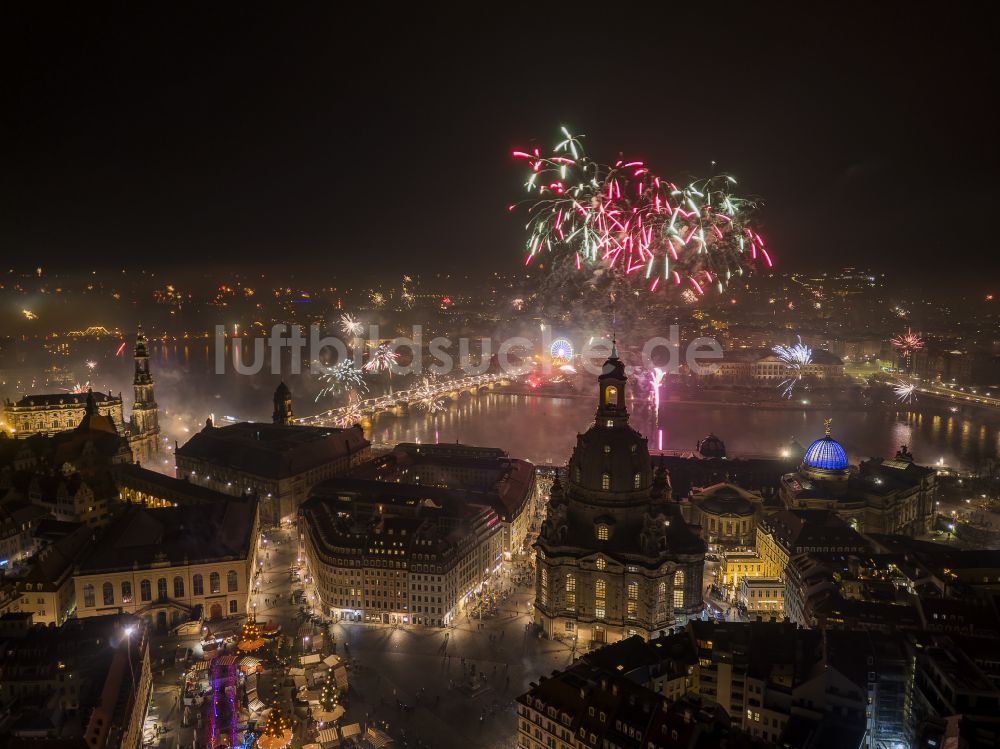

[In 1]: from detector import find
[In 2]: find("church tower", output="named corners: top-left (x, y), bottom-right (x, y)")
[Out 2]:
top-left (129, 324), bottom-right (160, 463)
top-left (273, 382), bottom-right (293, 426)
top-left (533, 339), bottom-right (705, 645)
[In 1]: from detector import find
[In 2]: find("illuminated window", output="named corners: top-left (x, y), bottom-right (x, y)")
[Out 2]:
top-left (540, 568), bottom-right (549, 607)
top-left (606, 420), bottom-right (614, 427)
top-left (596, 579), bottom-right (606, 619)
top-left (674, 570), bottom-right (685, 610)
top-left (628, 581), bottom-right (638, 600)
top-left (121, 581), bottom-right (132, 604)
top-left (601, 473), bottom-right (610, 490)
top-left (596, 525), bottom-right (609, 541)
top-left (596, 579), bottom-right (606, 597)
top-left (604, 445), bottom-right (611, 454)
top-left (566, 574), bottom-right (576, 610)
top-left (605, 386), bottom-right (618, 405)
top-left (633, 472), bottom-right (641, 489)
top-left (596, 557), bottom-right (606, 570)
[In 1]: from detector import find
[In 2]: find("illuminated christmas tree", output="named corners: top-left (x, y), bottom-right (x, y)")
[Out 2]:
top-left (319, 674), bottom-right (337, 711)
top-left (238, 613), bottom-right (265, 652)
top-left (257, 702), bottom-right (293, 749)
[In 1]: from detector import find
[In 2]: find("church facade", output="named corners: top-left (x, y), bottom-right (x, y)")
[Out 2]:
top-left (533, 345), bottom-right (705, 645)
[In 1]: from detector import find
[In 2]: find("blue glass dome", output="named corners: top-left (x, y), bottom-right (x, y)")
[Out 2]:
top-left (802, 436), bottom-right (849, 471)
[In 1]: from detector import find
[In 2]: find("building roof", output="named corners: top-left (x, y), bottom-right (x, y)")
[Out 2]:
top-left (695, 484), bottom-right (756, 517)
top-left (113, 463), bottom-right (246, 505)
top-left (6, 391), bottom-right (120, 409)
top-left (760, 509), bottom-right (868, 553)
top-left (176, 421), bottom-right (369, 479)
top-left (76, 496), bottom-right (257, 573)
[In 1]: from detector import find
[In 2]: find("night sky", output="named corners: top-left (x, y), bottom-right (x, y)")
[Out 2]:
top-left (3, 6), bottom-right (997, 282)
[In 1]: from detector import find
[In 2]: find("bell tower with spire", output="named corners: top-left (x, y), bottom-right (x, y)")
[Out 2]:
top-left (129, 324), bottom-right (160, 463)
top-left (596, 337), bottom-right (629, 429)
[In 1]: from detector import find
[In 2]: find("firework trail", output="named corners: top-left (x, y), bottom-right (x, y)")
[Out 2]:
top-left (893, 381), bottom-right (916, 403)
top-left (511, 127), bottom-right (770, 300)
top-left (314, 361), bottom-right (369, 402)
top-left (773, 336), bottom-right (812, 399)
top-left (649, 367), bottom-right (666, 410)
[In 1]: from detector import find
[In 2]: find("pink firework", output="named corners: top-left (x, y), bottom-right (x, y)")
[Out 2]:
top-left (891, 328), bottom-right (924, 365)
top-left (512, 127), bottom-right (770, 296)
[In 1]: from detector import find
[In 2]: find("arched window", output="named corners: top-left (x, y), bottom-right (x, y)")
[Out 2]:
top-left (174, 576), bottom-right (185, 598)
top-left (627, 581), bottom-right (638, 619)
top-left (83, 583), bottom-right (95, 608)
top-left (633, 472), bottom-right (641, 489)
top-left (595, 579), bottom-right (606, 619)
top-left (193, 574), bottom-right (204, 596)
top-left (227, 570), bottom-right (238, 593)
top-left (596, 524), bottom-right (609, 541)
top-left (157, 578), bottom-right (167, 600)
top-left (657, 582), bottom-right (667, 613)
top-left (605, 386), bottom-right (618, 406)
top-left (210, 572), bottom-right (221, 594)
top-left (601, 473), bottom-right (610, 491)
top-left (140, 579), bottom-right (152, 602)
top-left (565, 574), bottom-right (576, 610)
top-left (102, 582), bottom-right (114, 606)
top-left (121, 581), bottom-right (132, 604)
top-left (674, 570), bottom-right (685, 610)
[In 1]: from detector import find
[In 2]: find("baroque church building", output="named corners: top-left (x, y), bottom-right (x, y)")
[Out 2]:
top-left (534, 344), bottom-right (705, 645)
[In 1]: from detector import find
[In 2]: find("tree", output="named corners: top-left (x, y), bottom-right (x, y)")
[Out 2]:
top-left (319, 674), bottom-right (337, 711)
top-left (263, 702), bottom-right (291, 740)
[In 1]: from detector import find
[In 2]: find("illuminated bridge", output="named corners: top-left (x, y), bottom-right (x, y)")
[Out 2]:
top-left (295, 372), bottom-right (514, 427)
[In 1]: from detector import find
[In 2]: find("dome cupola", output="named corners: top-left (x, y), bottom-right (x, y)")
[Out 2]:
top-left (801, 419), bottom-right (850, 480)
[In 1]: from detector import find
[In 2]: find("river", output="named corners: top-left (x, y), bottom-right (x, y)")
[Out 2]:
top-left (141, 343), bottom-right (1000, 473)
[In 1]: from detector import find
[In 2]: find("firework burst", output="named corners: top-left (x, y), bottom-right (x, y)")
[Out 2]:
top-left (335, 401), bottom-right (364, 428)
top-left (85, 360), bottom-right (97, 371)
top-left (340, 314), bottom-right (364, 338)
top-left (773, 336), bottom-right (813, 399)
top-left (362, 344), bottom-right (399, 373)
top-left (416, 390), bottom-right (447, 413)
top-left (893, 381), bottom-right (917, 403)
top-left (314, 361), bottom-right (369, 402)
top-left (511, 127), bottom-right (770, 298)
top-left (891, 328), bottom-right (924, 367)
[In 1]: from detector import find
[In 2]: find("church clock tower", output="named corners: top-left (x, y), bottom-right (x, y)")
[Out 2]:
top-left (129, 324), bottom-right (160, 463)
